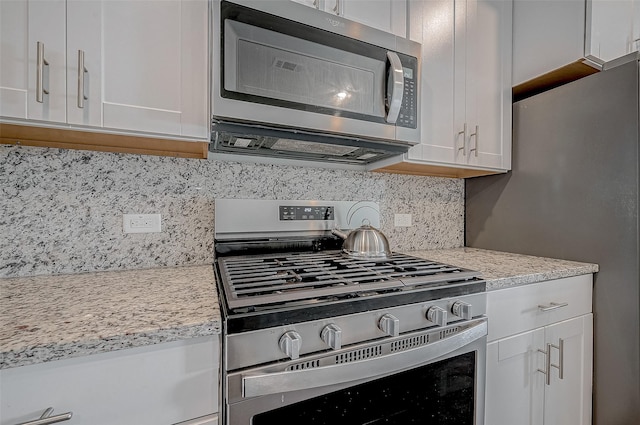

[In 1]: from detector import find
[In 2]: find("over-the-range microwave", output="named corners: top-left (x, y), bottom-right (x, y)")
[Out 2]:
top-left (209, 0), bottom-right (421, 165)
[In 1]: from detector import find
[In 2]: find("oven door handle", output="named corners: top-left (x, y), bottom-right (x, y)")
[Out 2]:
top-left (242, 319), bottom-right (487, 398)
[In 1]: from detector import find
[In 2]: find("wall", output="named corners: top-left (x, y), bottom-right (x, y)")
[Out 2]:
top-left (0, 144), bottom-right (464, 278)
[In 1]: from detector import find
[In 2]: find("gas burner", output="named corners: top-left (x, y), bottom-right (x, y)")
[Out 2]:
top-left (217, 251), bottom-right (481, 312)
top-left (217, 251), bottom-right (479, 313)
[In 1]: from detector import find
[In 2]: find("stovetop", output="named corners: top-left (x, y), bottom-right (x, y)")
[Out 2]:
top-left (213, 199), bottom-right (486, 334)
top-left (218, 250), bottom-right (482, 311)
top-left (215, 250), bottom-right (486, 333)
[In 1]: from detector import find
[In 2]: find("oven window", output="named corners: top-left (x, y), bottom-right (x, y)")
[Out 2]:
top-left (253, 352), bottom-right (476, 425)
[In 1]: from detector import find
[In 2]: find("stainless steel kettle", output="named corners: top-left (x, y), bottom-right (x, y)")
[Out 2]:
top-left (331, 219), bottom-right (392, 260)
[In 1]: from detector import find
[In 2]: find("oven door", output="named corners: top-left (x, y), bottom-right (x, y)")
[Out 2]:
top-left (224, 318), bottom-right (487, 425)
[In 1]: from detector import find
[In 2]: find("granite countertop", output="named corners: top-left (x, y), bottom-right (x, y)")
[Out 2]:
top-left (407, 247), bottom-right (599, 290)
top-left (0, 248), bottom-right (598, 371)
top-left (0, 265), bottom-right (221, 370)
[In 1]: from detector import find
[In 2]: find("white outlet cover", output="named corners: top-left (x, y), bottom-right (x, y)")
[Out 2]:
top-left (394, 213), bottom-right (412, 227)
top-left (123, 214), bottom-right (162, 233)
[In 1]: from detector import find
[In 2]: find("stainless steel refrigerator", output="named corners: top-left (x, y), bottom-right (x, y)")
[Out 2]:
top-left (466, 59), bottom-right (640, 424)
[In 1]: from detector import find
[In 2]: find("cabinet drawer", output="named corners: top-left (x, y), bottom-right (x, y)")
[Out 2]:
top-left (0, 336), bottom-right (219, 425)
top-left (487, 275), bottom-right (593, 342)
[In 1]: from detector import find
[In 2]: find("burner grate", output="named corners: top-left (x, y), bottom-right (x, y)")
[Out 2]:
top-left (217, 251), bottom-right (480, 310)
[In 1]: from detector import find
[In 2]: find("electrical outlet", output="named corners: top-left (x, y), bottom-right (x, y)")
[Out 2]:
top-left (123, 214), bottom-right (162, 233)
top-left (394, 213), bottom-right (412, 227)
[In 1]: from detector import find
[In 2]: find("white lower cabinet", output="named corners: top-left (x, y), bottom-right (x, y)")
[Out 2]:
top-left (485, 275), bottom-right (593, 425)
top-left (0, 336), bottom-right (219, 425)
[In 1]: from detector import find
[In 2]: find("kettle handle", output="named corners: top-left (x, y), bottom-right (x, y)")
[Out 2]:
top-left (331, 228), bottom-right (349, 240)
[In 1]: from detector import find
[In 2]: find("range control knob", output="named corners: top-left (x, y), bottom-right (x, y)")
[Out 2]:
top-left (378, 314), bottom-right (400, 337)
top-left (279, 331), bottom-right (302, 360)
top-left (426, 306), bottom-right (448, 327)
top-left (451, 301), bottom-right (473, 320)
top-left (321, 324), bottom-right (342, 350)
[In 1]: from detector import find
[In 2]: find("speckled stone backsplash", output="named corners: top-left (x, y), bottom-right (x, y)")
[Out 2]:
top-left (1, 144), bottom-right (464, 278)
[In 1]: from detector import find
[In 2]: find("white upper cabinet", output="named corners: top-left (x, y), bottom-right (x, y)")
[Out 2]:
top-left (456, 0), bottom-right (512, 171)
top-left (0, 0), bottom-right (67, 123)
top-left (512, 0), bottom-right (587, 86)
top-left (587, 0), bottom-right (639, 62)
top-left (76, 0), bottom-right (209, 138)
top-left (1, 0), bottom-right (209, 141)
top-left (337, 0), bottom-right (407, 37)
top-left (291, 0), bottom-right (407, 37)
top-left (513, 0), bottom-right (640, 88)
top-left (371, 0), bottom-right (512, 177)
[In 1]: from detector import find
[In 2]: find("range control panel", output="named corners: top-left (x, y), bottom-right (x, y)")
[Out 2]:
top-left (279, 206), bottom-right (334, 221)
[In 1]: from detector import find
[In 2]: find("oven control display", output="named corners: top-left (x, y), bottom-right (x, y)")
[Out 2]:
top-left (279, 206), bottom-right (334, 221)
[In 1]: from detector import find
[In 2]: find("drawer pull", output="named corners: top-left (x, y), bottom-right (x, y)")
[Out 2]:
top-left (14, 408), bottom-right (72, 425)
top-left (538, 302), bottom-right (568, 312)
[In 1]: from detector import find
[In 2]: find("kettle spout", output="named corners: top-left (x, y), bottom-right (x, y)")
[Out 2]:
top-left (331, 228), bottom-right (348, 240)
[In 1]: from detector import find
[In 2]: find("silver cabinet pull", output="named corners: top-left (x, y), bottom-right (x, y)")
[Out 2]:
top-left (457, 123), bottom-right (467, 156)
top-left (537, 339), bottom-right (564, 385)
top-left (537, 344), bottom-right (550, 385)
top-left (36, 41), bottom-right (50, 103)
top-left (14, 407), bottom-right (72, 425)
top-left (333, 0), bottom-right (341, 15)
top-left (469, 125), bottom-right (479, 157)
top-left (538, 302), bottom-right (568, 312)
top-left (77, 50), bottom-right (88, 108)
top-left (313, 0), bottom-right (320, 9)
top-left (556, 338), bottom-right (564, 380)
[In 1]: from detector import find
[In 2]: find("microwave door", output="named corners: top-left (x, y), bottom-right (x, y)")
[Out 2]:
top-left (224, 19), bottom-right (388, 122)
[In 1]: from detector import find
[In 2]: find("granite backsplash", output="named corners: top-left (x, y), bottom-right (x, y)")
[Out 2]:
top-left (1, 144), bottom-right (464, 278)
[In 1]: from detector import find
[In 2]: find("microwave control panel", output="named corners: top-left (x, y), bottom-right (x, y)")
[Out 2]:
top-left (397, 54), bottom-right (418, 129)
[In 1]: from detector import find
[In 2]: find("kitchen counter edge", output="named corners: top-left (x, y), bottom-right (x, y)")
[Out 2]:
top-left (1, 248), bottom-right (598, 370)
top-left (407, 247), bottom-right (599, 290)
top-left (0, 264), bottom-right (221, 370)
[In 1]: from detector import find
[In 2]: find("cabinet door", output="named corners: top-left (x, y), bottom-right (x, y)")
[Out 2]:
top-left (587, 0), bottom-right (635, 61)
top-left (338, 0), bottom-right (407, 37)
top-left (82, 0), bottom-right (208, 139)
top-left (464, 0), bottom-right (511, 170)
top-left (290, 0), bottom-right (323, 9)
top-left (66, 0), bottom-right (102, 127)
top-left (485, 329), bottom-right (545, 425)
top-left (454, 0), bottom-right (473, 165)
top-left (0, 337), bottom-right (219, 425)
top-left (0, 0), bottom-right (66, 122)
top-left (406, 0), bottom-right (455, 163)
top-left (0, 0), bottom-right (29, 119)
top-left (543, 314), bottom-right (593, 425)
top-left (27, 0), bottom-right (67, 124)
top-left (512, 0), bottom-right (586, 86)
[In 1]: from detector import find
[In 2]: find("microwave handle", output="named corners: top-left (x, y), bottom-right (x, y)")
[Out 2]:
top-left (385, 51), bottom-right (404, 124)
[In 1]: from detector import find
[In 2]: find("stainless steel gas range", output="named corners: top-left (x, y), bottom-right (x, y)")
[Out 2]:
top-left (214, 199), bottom-right (487, 425)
